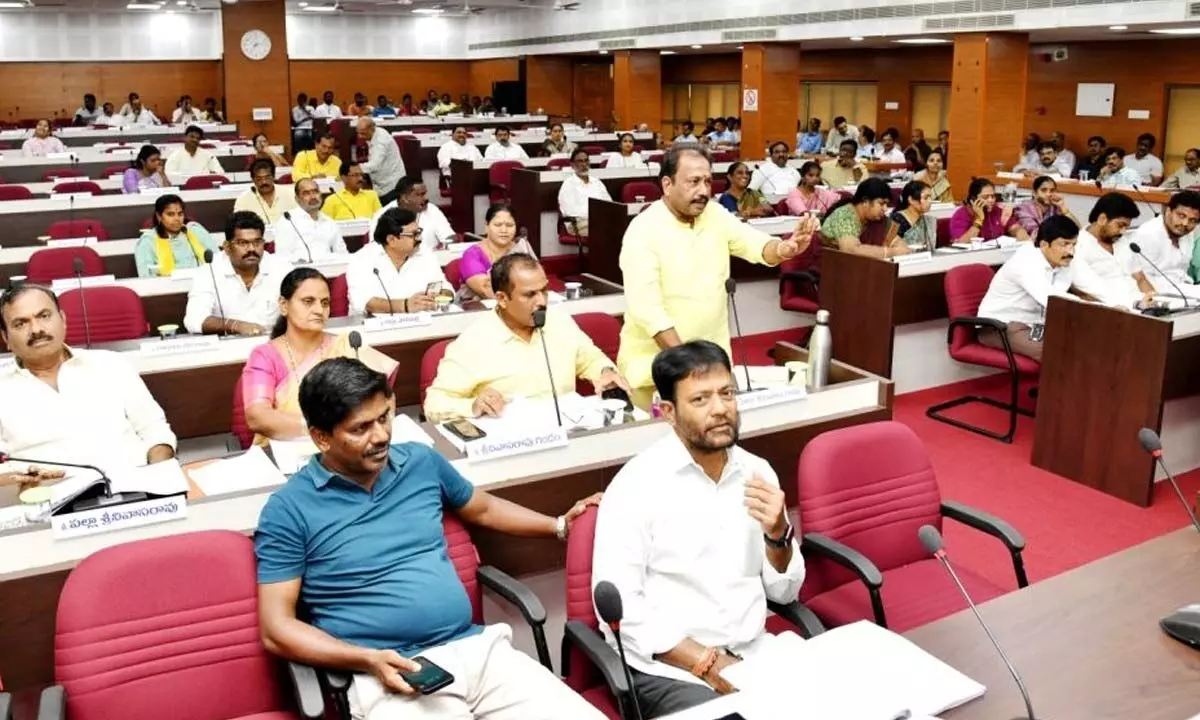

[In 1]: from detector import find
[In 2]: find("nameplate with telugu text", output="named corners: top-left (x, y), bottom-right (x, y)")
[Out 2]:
top-left (737, 385), bottom-right (807, 413)
top-left (51, 193), bottom-right (93, 202)
top-left (50, 274), bottom-right (116, 293)
top-left (140, 186), bottom-right (177, 197)
top-left (168, 267), bottom-right (202, 281)
top-left (465, 427), bottom-right (569, 463)
top-left (140, 335), bottom-right (221, 356)
top-left (363, 312), bottom-right (433, 331)
top-left (219, 183), bottom-right (253, 195)
top-left (891, 250), bottom-right (933, 264)
top-left (47, 237), bottom-right (98, 248)
top-left (51, 495), bottom-right (187, 540)
top-left (336, 219), bottom-right (371, 237)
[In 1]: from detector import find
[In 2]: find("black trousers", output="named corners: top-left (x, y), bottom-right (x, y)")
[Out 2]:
top-left (630, 668), bottom-right (720, 719)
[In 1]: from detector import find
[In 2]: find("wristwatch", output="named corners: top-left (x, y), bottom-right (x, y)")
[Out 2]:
top-left (554, 515), bottom-right (568, 541)
top-left (764, 522), bottom-right (794, 548)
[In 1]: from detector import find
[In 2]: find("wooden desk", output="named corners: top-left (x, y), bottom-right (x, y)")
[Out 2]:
top-left (407, 133), bottom-right (654, 177)
top-left (0, 150), bottom-right (256, 184)
top-left (0, 124), bottom-right (240, 149)
top-left (907, 529), bottom-right (1200, 719)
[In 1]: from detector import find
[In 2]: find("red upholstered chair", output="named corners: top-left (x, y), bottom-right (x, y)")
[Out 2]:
top-left (102, 165), bottom-right (127, 178)
top-left (52, 180), bottom-right (102, 196)
top-left (547, 157), bottom-right (572, 170)
top-left (936, 216), bottom-right (951, 247)
top-left (0, 185), bottom-right (33, 201)
top-left (39, 530), bottom-right (324, 720)
top-left (418, 338), bottom-right (453, 412)
top-left (230, 374), bottom-right (253, 450)
top-left (58, 287), bottom-right (148, 345)
top-left (278, 172), bottom-right (293, 184)
top-left (582, 144), bottom-right (605, 156)
top-left (710, 177), bottom-right (728, 195)
top-left (42, 169), bottom-right (83, 182)
top-left (619, 181), bottom-right (660, 204)
top-left (444, 258), bottom-right (463, 290)
top-left (48, 219), bottom-right (110, 241)
top-left (103, 144), bottom-right (133, 153)
top-left (182, 174), bottom-right (230, 190)
top-left (329, 273), bottom-right (349, 318)
top-left (26, 246), bottom-right (105, 284)
top-left (796, 421), bottom-right (1028, 632)
top-left (645, 151), bottom-right (665, 164)
top-left (488, 160), bottom-right (524, 202)
top-left (573, 312), bottom-right (620, 396)
top-left (926, 264), bottom-right (1040, 443)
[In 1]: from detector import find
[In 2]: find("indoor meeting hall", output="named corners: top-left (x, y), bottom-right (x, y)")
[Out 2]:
top-left (0, 0), bottom-right (1198, 718)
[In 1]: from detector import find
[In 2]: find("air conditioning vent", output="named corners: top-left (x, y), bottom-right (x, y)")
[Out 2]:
top-left (721, 28), bottom-right (778, 42)
top-left (598, 38), bottom-right (636, 50)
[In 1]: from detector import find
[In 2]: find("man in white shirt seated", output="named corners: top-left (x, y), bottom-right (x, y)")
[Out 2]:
top-left (370, 176), bottom-right (455, 252)
top-left (273, 179), bottom-right (348, 264)
top-left (748, 141), bottom-right (800, 204)
top-left (124, 93), bottom-right (160, 126)
top-left (357, 116), bottom-right (406, 197)
top-left (873, 128), bottom-right (908, 165)
top-left (172, 95), bottom-right (199, 125)
top-left (234, 159), bottom-right (298, 227)
top-left (312, 91), bottom-right (343, 120)
top-left (93, 102), bottom-right (121, 127)
top-left (592, 340), bottom-right (804, 719)
top-left (673, 121), bottom-right (700, 145)
top-left (164, 125), bottom-right (224, 184)
top-left (0, 285), bottom-right (176, 496)
top-left (1048, 131), bottom-right (1077, 170)
top-left (977, 215), bottom-right (1119, 362)
top-left (1125, 133), bottom-right (1165, 186)
top-left (1097, 147), bottom-right (1143, 188)
top-left (1126, 190), bottom-right (1200, 297)
top-left (824, 116), bottom-right (859, 155)
top-left (184, 211), bottom-right (285, 336)
top-left (73, 94), bottom-right (100, 126)
top-left (1074, 192), bottom-right (1154, 307)
top-left (706, 118), bottom-right (736, 148)
top-left (347, 207), bottom-right (448, 316)
top-left (1016, 142), bottom-right (1072, 178)
top-left (558, 148), bottom-right (612, 237)
top-left (484, 125), bottom-right (530, 161)
top-left (437, 126), bottom-right (485, 175)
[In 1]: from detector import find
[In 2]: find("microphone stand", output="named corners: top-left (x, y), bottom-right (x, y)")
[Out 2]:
top-left (72, 259), bottom-right (93, 349)
top-left (532, 309), bottom-right (562, 427)
top-left (202, 249), bottom-right (230, 336)
top-left (0, 453), bottom-right (146, 512)
top-left (725, 278), bottom-right (754, 393)
top-left (283, 211), bottom-right (314, 263)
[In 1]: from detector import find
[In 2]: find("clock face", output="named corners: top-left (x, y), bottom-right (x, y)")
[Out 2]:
top-left (240, 29), bottom-right (272, 61)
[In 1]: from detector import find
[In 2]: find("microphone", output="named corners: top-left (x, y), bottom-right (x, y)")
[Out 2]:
top-left (919, 525), bottom-right (1039, 720)
top-left (349, 330), bottom-right (362, 359)
top-left (1137, 428), bottom-right (1200, 533)
top-left (71, 258), bottom-right (93, 349)
top-left (0, 452), bottom-right (146, 511)
top-left (725, 278), bottom-right (754, 393)
top-left (532, 308), bottom-right (562, 427)
top-left (335, 191), bottom-right (358, 219)
top-left (282, 211), bottom-right (314, 263)
top-left (202, 249), bottom-right (229, 337)
top-left (593, 581), bottom-right (644, 720)
top-left (1131, 184), bottom-right (1162, 220)
top-left (1129, 241), bottom-right (1190, 309)
top-left (68, 193), bottom-right (75, 231)
top-left (251, 185), bottom-right (273, 221)
top-left (372, 267), bottom-right (397, 315)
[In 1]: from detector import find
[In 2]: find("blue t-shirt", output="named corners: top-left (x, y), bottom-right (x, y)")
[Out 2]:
top-left (255, 444), bottom-right (481, 656)
top-left (797, 132), bottom-right (823, 154)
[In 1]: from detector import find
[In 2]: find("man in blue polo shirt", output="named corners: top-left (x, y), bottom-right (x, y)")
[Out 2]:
top-left (255, 358), bottom-right (605, 720)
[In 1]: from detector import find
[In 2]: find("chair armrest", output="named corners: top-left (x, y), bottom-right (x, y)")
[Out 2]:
top-left (324, 668), bottom-right (353, 694)
top-left (477, 565), bottom-right (552, 669)
top-left (767, 600), bottom-right (825, 638)
top-left (945, 315), bottom-right (1006, 343)
top-left (562, 620), bottom-right (630, 696)
top-left (0, 692), bottom-right (11, 720)
top-left (286, 661), bottom-right (327, 720)
top-left (941, 501), bottom-right (1026, 552)
top-left (802, 532), bottom-right (884, 588)
top-left (37, 685), bottom-right (65, 720)
top-left (780, 270), bottom-right (819, 285)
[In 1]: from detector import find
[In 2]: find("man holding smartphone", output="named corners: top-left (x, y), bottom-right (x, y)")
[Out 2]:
top-left (255, 357), bottom-right (607, 719)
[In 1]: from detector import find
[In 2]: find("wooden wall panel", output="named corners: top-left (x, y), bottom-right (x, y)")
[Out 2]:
top-left (468, 58), bottom-right (520, 99)
top-left (289, 60), bottom-right (470, 108)
top-left (526, 56), bottom-right (573, 119)
top-left (0, 62), bottom-right (221, 125)
top-left (740, 43), bottom-right (801, 159)
top-left (613, 50), bottom-right (662, 131)
top-left (948, 33), bottom-right (1029, 195)
top-left (221, 0), bottom-right (290, 145)
top-left (573, 61), bottom-right (614, 129)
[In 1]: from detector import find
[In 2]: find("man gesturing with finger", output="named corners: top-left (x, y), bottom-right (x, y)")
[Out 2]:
top-left (592, 341), bottom-right (804, 719)
top-left (256, 357), bottom-right (606, 719)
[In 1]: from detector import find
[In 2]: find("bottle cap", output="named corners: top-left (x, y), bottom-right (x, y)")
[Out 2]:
top-left (816, 309), bottom-right (831, 323)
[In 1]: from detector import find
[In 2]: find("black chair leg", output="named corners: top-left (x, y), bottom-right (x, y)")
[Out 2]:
top-left (926, 367), bottom-right (1034, 444)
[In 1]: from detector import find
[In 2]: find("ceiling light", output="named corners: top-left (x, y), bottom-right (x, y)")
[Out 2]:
top-left (690, 44), bottom-right (702, 49)
top-left (1108, 24), bottom-right (1127, 30)
top-left (659, 50), bottom-right (675, 55)
top-left (850, 36), bottom-right (864, 41)
top-left (303, 3), bottom-right (338, 10)
top-left (1149, 27), bottom-right (1200, 35)
top-left (894, 37), bottom-right (950, 44)
top-left (736, 45), bottom-right (744, 50)
top-left (412, 7), bottom-right (443, 13)
top-left (298, 1), bottom-right (307, 5)
top-left (126, 2), bottom-right (164, 8)
top-left (598, 49), bottom-right (608, 54)
top-left (0, 1), bottom-right (31, 6)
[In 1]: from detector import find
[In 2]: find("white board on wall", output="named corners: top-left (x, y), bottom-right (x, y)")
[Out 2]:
top-left (1076, 83), bottom-right (1115, 117)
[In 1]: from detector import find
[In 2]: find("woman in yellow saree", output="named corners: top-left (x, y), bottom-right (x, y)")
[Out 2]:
top-left (241, 267), bottom-right (398, 446)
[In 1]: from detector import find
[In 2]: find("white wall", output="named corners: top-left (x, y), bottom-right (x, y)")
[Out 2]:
top-left (0, 11), bottom-right (221, 61)
top-left (285, 13), bottom-right (468, 59)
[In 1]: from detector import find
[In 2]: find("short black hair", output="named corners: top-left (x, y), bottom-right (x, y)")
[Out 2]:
top-left (1087, 135), bottom-right (1106, 146)
top-left (1037, 141), bottom-right (1058, 153)
top-left (1137, 133), bottom-right (1156, 147)
top-left (833, 116), bottom-right (847, 126)
top-left (225, 210), bottom-right (265, 239)
top-left (1035, 214), bottom-right (1079, 246)
top-left (339, 160), bottom-right (358, 177)
top-left (1088, 192), bottom-right (1139, 223)
top-left (494, 125), bottom-right (511, 134)
top-left (660, 145), bottom-right (711, 181)
top-left (768, 141), bottom-right (789, 154)
top-left (0, 284), bottom-right (59, 332)
top-left (84, 93), bottom-right (95, 102)
top-left (490, 252), bottom-right (540, 296)
top-left (570, 148), bottom-right (590, 163)
top-left (373, 206), bottom-right (418, 246)
top-left (299, 357), bottom-right (393, 433)
top-left (1031, 175), bottom-right (1057, 192)
top-left (184, 124), bottom-right (204, 138)
top-left (1168, 190), bottom-right (1200, 213)
top-left (250, 158), bottom-right (275, 177)
top-left (1106, 146), bottom-right (1126, 159)
top-left (651, 340), bottom-right (732, 404)
top-left (317, 132), bottom-right (336, 145)
top-left (838, 139), bottom-right (858, 154)
top-left (393, 175), bottom-right (422, 199)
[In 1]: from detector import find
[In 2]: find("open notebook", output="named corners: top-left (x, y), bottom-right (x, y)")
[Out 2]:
top-left (45, 460), bottom-right (189, 516)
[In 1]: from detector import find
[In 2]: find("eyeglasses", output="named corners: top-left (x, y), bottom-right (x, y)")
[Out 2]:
top-left (230, 238), bottom-right (265, 250)
top-left (395, 229), bottom-right (423, 241)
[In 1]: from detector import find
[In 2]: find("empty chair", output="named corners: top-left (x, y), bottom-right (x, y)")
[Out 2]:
top-left (329, 273), bottom-right (349, 318)
top-left (582, 144), bottom-right (606, 156)
top-left (547, 157), bottom-right (572, 170)
top-left (52, 180), bottom-right (102, 196)
top-left (48, 219), bottom-right (110, 241)
top-left (443, 258), bottom-right (463, 290)
top-left (488, 160), bottom-right (524, 202)
top-left (0, 185), bottom-right (33, 201)
top-left (42, 169), bottom-right (83, 182)
top-left (58, 286), bottom-right (148, 345)
top-left (572, 312), bottom-right (620, 396)
top-left (26, 246), bottom-right (105, 284)
top-left (619, 180), bottom-right (661, 204)
top-left (101, 165), bottom-right (127, 178)
top-left (777, 244), bottom-right (822, 316)
top-left (182, 174), bottom-right (230, 190)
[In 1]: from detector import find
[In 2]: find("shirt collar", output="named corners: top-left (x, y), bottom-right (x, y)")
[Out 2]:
top-left (658, 429), bottom-right (745, 484)
top-left (477, 308), bottom-right (537, 346)
top-left (307, 444), bottom-right (410, 490)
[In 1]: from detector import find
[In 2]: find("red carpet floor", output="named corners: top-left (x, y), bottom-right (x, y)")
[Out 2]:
top-left (733, 329), bottom-right (1200, 591)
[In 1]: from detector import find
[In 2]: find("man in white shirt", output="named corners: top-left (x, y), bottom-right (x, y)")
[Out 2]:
top-left (1126, 190), bottom-right (1200, 296)
top-left (1016, 142), bottom-right (1072, 178)
top-left (233, 158), bottom-right (298, 228)
top-left (172, 95), bottom-right (199, 125)
top-left (1048, 131), bottom-right (1077, 170)
top-left (357, 116), bottom-right (406, 197)
top-left (592, 340), bottom-right (804, 718)
top-left (312, 91), bottom-right (343, 120)
top-left (978, 215), bottom-right (1118, 361)
top-left (184, 211), bottom-right (285, 336)
top-left (164, 125), bottom-right (224, 184)
top-left (123, 93), bottom-right (160, 126)
top-left (73, 94), bottom-right (100, 126)
top-left (558, 148), bottom-right (612, 237)
top-left (706, 118), bottom-right (736, 148)
top-left (673, 121), bottom-right (700, 145)
top-left (1074, 192), bottom-right (1154, 308)
top-left (273, 179), bottom-right (348, 264)
top-left (748, 142), bottom-right (800, 204)
top-left (370, 176), bottom-right (455, 252)
top-left (873, 128), bottom-right (908, 165)
top-left (437, 126), bottom-right (484, 175)
top-left (1125, 133), bottom-right (1165, 186)
top-left (484, 125), bottom-right (530, 161)
top-left (1098, 147), bottom-right (1143, 188)
top-left (824, 116), bottom-right (859, 154)
top-left (1162, 148), bottom-right (1200, 190)
top-left (347, 206), bottom-right (448, 316)
top-left (0, 285), bottom-right (176, 494)
top-left (93, 102), bottom-right (121, 127)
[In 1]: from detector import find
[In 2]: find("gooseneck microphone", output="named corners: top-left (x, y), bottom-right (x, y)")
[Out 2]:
top-left (372, 267), bottom-right (396, 314)
top-left (724, 278), bottom-right (754, 393)
top-left (71, 258), bottom-right (93, 349)
top-left (335, 191), bottom-right (358, 219)
top-left (282, 211), bottom-right (314, 263)
top-left (532, 308), bottom-right (562, 427)
top-left (919, 526), bottom-right (1039, 720)
top-left (593, 581), bottom-right (644, 720)
top-left (1129, 242), bottom-right (1190, 309)
top-left (1140, 428), bottom-right (1200, 649)
top-left (1138, 428), bottom-right (1200, 533)
top-left (349, 330), bottom-right (362, 359)
top-left (202, 249), bottom-right (229, 336)
top-left (0, 452), bottom-right (146, 511)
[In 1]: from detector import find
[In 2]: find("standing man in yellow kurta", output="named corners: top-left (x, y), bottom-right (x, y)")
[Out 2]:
top-left (618, 146), bottom-right (817, 404)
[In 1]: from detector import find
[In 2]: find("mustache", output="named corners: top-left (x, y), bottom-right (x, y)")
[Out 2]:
top-left (27, 332), bottom-right (53, 344)
top-left (241, 252), bottom-right (261, 260)
top-left (364, 443), bottom-right (389, 457)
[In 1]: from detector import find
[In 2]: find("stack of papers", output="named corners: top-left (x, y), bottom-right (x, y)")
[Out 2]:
top-left (434, 394), bottom-right (649, 452)
top-left (47, 460), bottom-right (189, 514)
top-left (188, 446), bottom-right (287, 497)
top-left (270, 415), bottom-right (435, 474)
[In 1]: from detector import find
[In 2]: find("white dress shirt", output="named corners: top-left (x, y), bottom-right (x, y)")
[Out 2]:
top-left (164, 147), bottom-right (224, 182)
top-left (172, 107), bottom-right (199, 124)
top-left (272, 210), bottom-right (348, 263)
top-left (1057, 148), bottom-right (1077, 168)
top-left (0, 349), bottom-right (176, 479)
top-left (1016, 156), bottom-right (1072, 177)
top-left (311, 103), bottom-right (344, 120)
top-left (748, 162), bottom-right (801, 204)
top-left (292, 105), bottom-right (314, 130)
top-left (74, 106), bottom-right (101, 124)
top-left (605, 152), bottom-right (646, 169)
top-left (1101, 166), bottom-right (1143, 188)
top-left (437, 140), bottom-right (484, 172)
top-left (361, 128), bottom-right (406, 196)
top-left (873, 146), bottom-right (908, 165)
top-left (557, 174), bottom-right (612, 219)
top-left (346, 242), bottom-right (448, 315)
top-left (1127, 217), bottom-right (1198, 294)
top-left (1074, 229), bottom-right (1141, 306)
top-left (978, 242), bottom-right (1119, 325)
top-left (824, 124), bottom-right (860, 153)
top-left (1124, 153), bottom-right (1164, 184)
top-left (183, 252), bottom-right (286, 334)
top-left (93, 112), bottom-right (122, 127)
top-left (484, 141), bottom-right (529, 161)
top-left (128, 109), bottom-right (160, 126)
top-left (592, 432), bottom-right (805, 686)
top-left (368, 201), bottom-right (454, 253)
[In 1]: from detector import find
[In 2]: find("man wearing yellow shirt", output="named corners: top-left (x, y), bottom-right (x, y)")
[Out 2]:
top-left (321, 161), bottom-right (382, 220)
top-left (424, 253), bottom-right (630, 421)
top-left (292, 133), bottom-right (341, 181)
top-left (618, 146), bottom-right (817, 403)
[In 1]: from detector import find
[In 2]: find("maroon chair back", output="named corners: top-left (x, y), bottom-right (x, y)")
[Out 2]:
top-left (797, 422), bottom-right (942, 600)
top-left (104, 145), bottom-right (133, 154)
top-left (488, 160), bottom-right (524, 192)
top-left (858, 219), bottom-right (891, 247)
top-left (53, 531), bottom-right (291, 719)
top-left (278, 172), bottom-right (293, 184)
top-left (619, 181), bottom-right (661, 204)
top-left (52, 118), bottom-right (73, 129)
top-left (936, 216), bottom-right (952, 247)
top-left (52, 181), bottom-right (102, 196)
top-left (582, 144), bottom-right (605, 156)
top-left (443, 513), bottom-right (486, 625)
top-left (444, 258), bottom-right (463, 290)
top-left (182, 174), bottom-right (230, 190)
top-left (547, 157), bottom-right (572, 170)
top-left (772, 200), bottom-right (790, 216)
top-left (419, 338), bottom-right (453, 408)
top-left (329, 274), bottom-right (349, 318)
top-left (58, 287), bottom-right (148, 345)
top-left (231, 374), bottom-right (253, 450)
top-left (944, 264), bottom-right (996, 356)
top-left (26, 246), bottom-right (105, 284)
top-left (102, 165), bottom-right (127, 179)
top-left (710, 177), bottom-right (728, 195)
top-left (564, 506), bottom-right (602, 692)
top-left (778, 255), bottom-right (819, 314)
top-left (48, 219), bottom-right (110, 241)
top-left (573, 312), bottom-right (621, 397)
top-left (42, 169), bottom-right (84, 182)
top-left (0, 185), bottom-right (33, 201)
top-left (646, 152), bottom-right (665, 164)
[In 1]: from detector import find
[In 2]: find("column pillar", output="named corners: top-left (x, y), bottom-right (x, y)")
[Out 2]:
top-left (947, 33), bottom-right (1029, 193)
top-left (220, 0), bottom-right (291, 148)
top-left (739, 43), bottom-right (801, 159)
top-left (612, 50), bottom-right (661, 131)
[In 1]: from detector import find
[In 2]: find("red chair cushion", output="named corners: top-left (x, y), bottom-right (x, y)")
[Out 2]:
top-left (580, 687), bottom-right (623, 720)
top-left (26, 246), bottom-right (105, 284)
top-left (52, 181), bottom-right (102, 195)
top-left (330, 274), bottom-right (349, 318)
top-left (58, 287), bottom-right (148, 345)
top-left (950, 343), bottom-right (1041, 374)
top-left (0, 185), bottom-right (33, 201)
top-left (419, 339), bottom-right (453, 409)
top-left (48, 220), bottom-right (110, 241)
top-left (182, 174), bottom-right (230, 190)
top-left (619, 181), bottom-right (661, 204)
top-left (443, 513), bottom-right (485, 625)
top-left (444, 259), bottom-right (463, 291)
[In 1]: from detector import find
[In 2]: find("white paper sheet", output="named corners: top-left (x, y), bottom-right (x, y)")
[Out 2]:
top-left (189, 446), bottom-right (287, 497)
